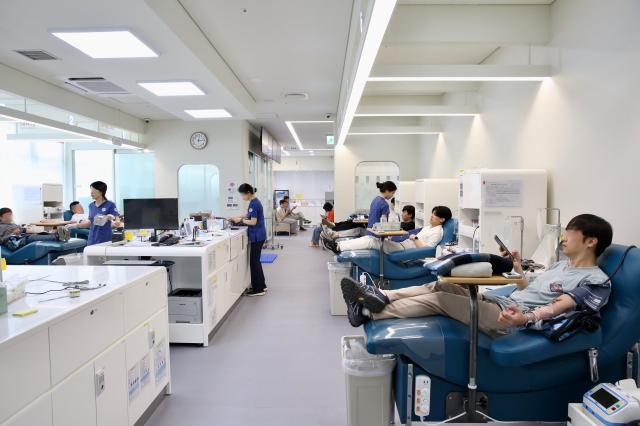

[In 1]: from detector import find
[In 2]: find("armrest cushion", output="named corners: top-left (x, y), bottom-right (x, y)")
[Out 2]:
top-left (490, 328), bottom-right (602, 367)
top-left (386, 246), bottom-right (437, 263)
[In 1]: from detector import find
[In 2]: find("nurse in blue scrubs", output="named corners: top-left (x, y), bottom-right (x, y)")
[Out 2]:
top-left (231, 183), bottom-right (267, 297)
top-left (81, 181), bottom-right (121, 245)
top-left (367, 181), bottom-right (398, 230)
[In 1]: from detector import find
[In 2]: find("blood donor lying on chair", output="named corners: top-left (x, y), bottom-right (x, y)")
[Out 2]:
top-left (0, 207), bottom-right (70, 250)
top-left (341, 214), bottom-right (613, 337)
top-left (324, 206), bottom-right (451, 255)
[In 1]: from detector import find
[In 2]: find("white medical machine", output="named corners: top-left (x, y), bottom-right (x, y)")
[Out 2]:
top-left (569, 379), bottom-right (640, 426)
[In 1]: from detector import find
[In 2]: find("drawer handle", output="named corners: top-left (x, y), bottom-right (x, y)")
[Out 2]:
top-left (90, 308), bottom-right (97, 315)
top-left (145, 282), bottom-right (149, 287)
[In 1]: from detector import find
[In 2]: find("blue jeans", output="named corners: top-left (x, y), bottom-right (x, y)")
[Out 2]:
top-left (311, 227), bottom-right (322, 245)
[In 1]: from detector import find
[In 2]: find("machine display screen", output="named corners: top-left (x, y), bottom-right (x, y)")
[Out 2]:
top-left (591, 388), bottom-right (620, 408)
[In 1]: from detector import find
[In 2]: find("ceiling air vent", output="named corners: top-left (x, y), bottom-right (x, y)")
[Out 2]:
top-left (284, 92), bottom-right (309, 101)
top-left (14, 49), bottom-right (58, 61)
top-left (66, 77), bottom-right (129, 96)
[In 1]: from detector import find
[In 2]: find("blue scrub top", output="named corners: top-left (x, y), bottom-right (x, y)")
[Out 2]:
top-left (367, 196), bottom-right (390, 229)
top-left (87, 200), bottom-right (119, 245)
top-left (246, 197), bottom-right (267, 243)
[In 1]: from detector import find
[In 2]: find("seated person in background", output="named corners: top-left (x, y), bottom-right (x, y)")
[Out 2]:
top-left (311, 202), bottom-right (334, 248)
top-left (0, 207), bottom-right (70, 250)
top-left (64, 201), bottom-right (89, 230)
top-left (276, 199), bottom-right (306, 231)
top-left (324, 206), bottom-right (452, 254)
top-left (341, 214), bottom-right (614, 336)
top-left (400, 205), bottom-right (416, 231)
top-left (283, 196), bottom-right (309, 230)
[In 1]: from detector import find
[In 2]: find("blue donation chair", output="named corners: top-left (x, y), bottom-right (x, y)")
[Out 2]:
top-left (63, 210), bottom-right (90, 239)
top-left (337, 218), bottom-right (458, 289)
top-left (1, 238), bottom-right (86, 265)
top-left (363, 244), bottom-right (640, 423)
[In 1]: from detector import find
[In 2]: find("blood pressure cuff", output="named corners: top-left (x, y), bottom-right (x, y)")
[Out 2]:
top-left (425, 252), bottom-right (513, 276)
top-left (539, 310), bottom-right (601, 342)
top-left (566, 278), bottom-right (612, 312)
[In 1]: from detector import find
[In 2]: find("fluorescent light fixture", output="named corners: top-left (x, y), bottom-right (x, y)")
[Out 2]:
top-left (184, 109), bottom-right (232, 119)
top-left (138, 81), bottom-right (204, 96)
top-left (336, 0), bottom-right (397, 147)
top-left (349, 131), bottom-right (441, 135)
top-left (51, 30), bottom-right (157, 58)
top-left (368, 76), bottom-right (548, 82)
top-left (354, 113), bottom-right (476, 117)
top-left (285, 121), bottom-right (304, 150)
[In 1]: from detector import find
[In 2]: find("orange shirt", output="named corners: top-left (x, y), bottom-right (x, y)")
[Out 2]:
top-left (328, 210), bottom-right (335, 222)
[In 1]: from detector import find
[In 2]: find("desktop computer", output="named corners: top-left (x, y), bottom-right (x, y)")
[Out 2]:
top-left (123, 198), bottom-right (179, 241)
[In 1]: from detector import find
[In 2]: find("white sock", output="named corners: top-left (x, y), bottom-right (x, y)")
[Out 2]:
top-left (362, 307), bottom-right (371, 317)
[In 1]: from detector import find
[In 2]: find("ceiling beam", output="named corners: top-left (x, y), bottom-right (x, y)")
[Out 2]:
top-left (384, 4), bottom-right (550, 45)
top-left (145, 0), bottom-right (256, 117)
top-left (355, 104), bottom-right (478, 117)
top-left (369, 64), bottom-right (552, 81)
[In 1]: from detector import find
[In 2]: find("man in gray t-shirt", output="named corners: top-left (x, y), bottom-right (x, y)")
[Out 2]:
top-left (0, 207), bottom-right (67, 249)
top-left (341, 214), bottom-right (614, 336)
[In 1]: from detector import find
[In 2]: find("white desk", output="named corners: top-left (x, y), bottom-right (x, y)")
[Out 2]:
top-left (83, 228), bottom-right (250, 346)
top-left (0, 265), bottom-right (170, 426)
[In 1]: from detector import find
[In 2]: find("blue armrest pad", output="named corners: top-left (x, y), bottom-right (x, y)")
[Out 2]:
top-left (490, 328), bottom-right (602, 367)
top-left (337, 249), bottom-right (377, 262)
top-left (386, 246), bottom-right (437, 263)
top-left (390, 228), bottom-right (422, 242)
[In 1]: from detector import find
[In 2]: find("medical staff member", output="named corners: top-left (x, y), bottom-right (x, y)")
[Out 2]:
top-left (232, 183), bottom-right (267, 297)
top-left (76, 181), bottom-right (120, 246)
top-left (367, 181), bottom-right (397, 230)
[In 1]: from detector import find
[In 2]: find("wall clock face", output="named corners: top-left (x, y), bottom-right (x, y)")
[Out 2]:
top-left (190, 132), bottom-right (208, 150)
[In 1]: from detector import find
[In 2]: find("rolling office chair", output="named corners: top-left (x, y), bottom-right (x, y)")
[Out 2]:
top-left (337, 218), bottom-right (458, 289)
top-left (363, 244), bottom-right (640, 423)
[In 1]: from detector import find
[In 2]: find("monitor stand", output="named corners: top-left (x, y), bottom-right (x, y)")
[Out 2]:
top-left (148, 229), bottom-right (159, 242)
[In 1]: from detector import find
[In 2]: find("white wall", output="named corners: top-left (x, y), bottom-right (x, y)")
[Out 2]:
top-left (273, 156), bottom-right (334, 172)
top-left (416, 0), bottom-right (640, 245)
top-left (146, 120), bottom-right (250, 218)
top-left (334, 135), bottom-right (421, 219)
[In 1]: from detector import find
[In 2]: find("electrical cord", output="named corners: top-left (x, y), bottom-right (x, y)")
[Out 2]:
top-left (419, 411), bottom-right (466, 425)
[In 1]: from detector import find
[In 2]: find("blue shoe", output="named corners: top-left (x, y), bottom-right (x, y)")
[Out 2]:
top-left (347, 301), bottom-right (369, 327)
top-left (340, 277), bottom-right (389, 313)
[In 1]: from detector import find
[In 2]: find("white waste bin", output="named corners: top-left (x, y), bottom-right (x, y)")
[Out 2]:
top-left (342, 335), bottom-right (396, 426)
top-left (328, 262), bottom-right (351, 315)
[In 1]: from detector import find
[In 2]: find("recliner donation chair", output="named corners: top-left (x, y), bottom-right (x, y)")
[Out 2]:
top-left (337, 219), bottom-right (458, 289)
top-left (63, 210), bottom-right (90, 239)
top-left (1, 238), bottom-right (86, 265)
top-left (362, 244), bottom-right (640, 423)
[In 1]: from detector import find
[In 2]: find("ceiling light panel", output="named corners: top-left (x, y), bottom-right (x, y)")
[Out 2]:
top-left (139, 81), bottom-right (205, 96)
top-left (51, 30), bottom-right (158, 58)
top-left (184, 109), bottom-right (232, 119)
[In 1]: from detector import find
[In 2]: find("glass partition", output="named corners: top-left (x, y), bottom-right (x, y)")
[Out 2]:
top-left (354, 161), bottom-right (400, 211)
top-left (178, 164), bottom-right (220, 220)
top-left (114, 151), bottom-right (155, 211)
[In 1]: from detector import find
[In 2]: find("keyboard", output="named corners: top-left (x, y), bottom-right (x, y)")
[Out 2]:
top-left (103, 260), bottom-right (158, 266)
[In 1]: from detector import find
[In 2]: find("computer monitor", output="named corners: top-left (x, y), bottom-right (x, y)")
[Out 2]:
top-left (123, 198), bottom-right (179, 231)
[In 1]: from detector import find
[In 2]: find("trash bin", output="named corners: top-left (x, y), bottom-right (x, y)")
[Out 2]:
top-left (328, 261), bottom-right (352, 315)
top-left (342, 335), bottom-right (396, 426)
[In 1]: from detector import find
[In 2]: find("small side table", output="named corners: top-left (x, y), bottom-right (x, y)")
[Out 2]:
top-left (438, 275), bottom-right (525, 422)
top-left (367, 228), bottom-right (408, 288)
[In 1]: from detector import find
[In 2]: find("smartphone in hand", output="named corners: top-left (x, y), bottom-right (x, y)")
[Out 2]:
top-left (494, 235), bottom-right (514, 260)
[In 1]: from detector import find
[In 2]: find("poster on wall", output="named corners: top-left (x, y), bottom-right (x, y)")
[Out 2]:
top-left (484, 179), bottom-right (524, 208)
top-left (225, 180), bottom-right (240, 210)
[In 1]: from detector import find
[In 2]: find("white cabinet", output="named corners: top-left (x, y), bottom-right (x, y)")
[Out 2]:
top-left (123, 276), bottom-right (166, 332)
top-left (50, 293), bottom-right (124, 384)
top-left (52, 363), bottom-right (97, 426)
top-left (414, 178), bottom-right (459, 228)
top-left (0, 330), bottom-right (50, 423)
top-left (3, 394), bottom-right (51, 426)
top-left (95, 342), bottom-right (128, 426)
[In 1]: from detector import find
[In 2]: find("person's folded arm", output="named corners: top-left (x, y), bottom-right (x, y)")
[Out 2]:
top-left (242, 217), bottom-right (258, 226)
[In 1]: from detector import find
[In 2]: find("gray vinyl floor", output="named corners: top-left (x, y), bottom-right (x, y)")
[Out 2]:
top-left (145, 230), bottom-right (359, 426)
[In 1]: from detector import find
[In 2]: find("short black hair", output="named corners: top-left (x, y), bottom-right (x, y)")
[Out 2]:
top-left (376, 181), bottom-right (397, 193)
top-left (69, 201), bottom-right (80, 210)
top-left (432, 206), bottom-right (452, 223)
top-left (566, 214), bottom-right (613, 257)
top-left (390, 198), bottom-right (396, 205)
top-left (0, 207), bottom-right (12, 216)
top-left (402, 205), bottom-right (415, 219)
top-left (90, 181), bottom-right (108, 199)
top-left (238, 183), bottom-right (256, 195)
top-left (279, 199), bottom-right (287, 205)
top-left (323, 202), bottom-right (333, 212)
top-left (283, 195), bottom-right (289, 200)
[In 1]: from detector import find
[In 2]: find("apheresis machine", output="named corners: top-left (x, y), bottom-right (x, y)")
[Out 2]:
top-left (569, 379), bottom-right (640, 426)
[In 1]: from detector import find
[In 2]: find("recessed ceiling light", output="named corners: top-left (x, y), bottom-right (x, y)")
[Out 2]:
top-left (348, 131), bottom-right (441, 135)
top-left (184, 109), bottom-right (232, 119)
top-left (138, 81), bottom-right (204, 96)
top-left (51, 30), bottom-right (158, 59)
top-left (368, 76), bottom-right (549, 82)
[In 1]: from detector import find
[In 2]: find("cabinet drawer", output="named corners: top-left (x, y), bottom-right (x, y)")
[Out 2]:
top-left (123, 273), bottom-right (166, 332)
top-left (52, 362), bottom-right (97, 426)
top-left (95, 342), bottom-right (128, 426)
top-left (215, 240), bottom-right (230, 266)
top-left (3, 393), bottom-right (52, 426)
top-left (0, 329), bottom-right (51, 423)
top-left (50, 294), bottom-right (124, 385)
top-left (230, 234), bottom-right (243, 259)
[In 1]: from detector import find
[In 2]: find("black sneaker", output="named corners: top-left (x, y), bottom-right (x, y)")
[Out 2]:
top-left (246, 289), bottom-right (266, 297)
top-left (322, 237), bottom-right (340, 254)
top-left (340, 277), bottom-right (389, 313)
top-left (347, 301), bottom-right (369, 327)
